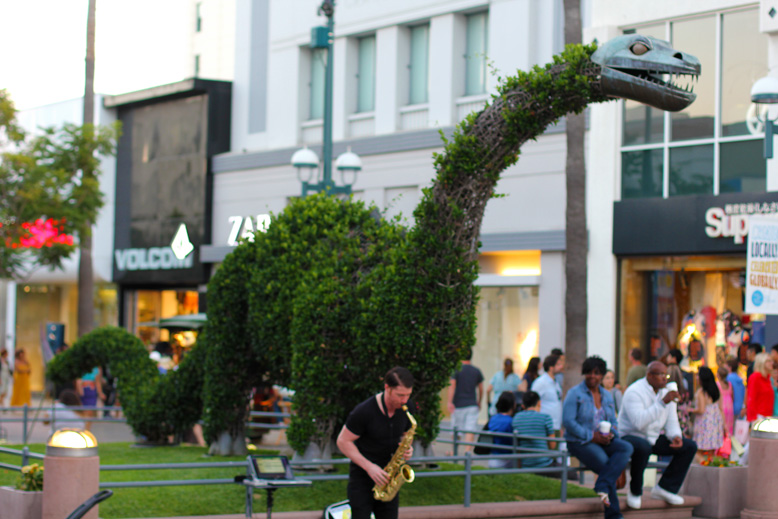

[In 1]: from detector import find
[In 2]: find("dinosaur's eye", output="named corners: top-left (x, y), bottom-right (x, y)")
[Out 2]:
top-left (630, 42), bottom-right (650, 55)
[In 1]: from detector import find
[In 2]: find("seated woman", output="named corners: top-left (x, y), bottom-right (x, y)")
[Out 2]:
top-left (487, 391), bottom-right (516, 468)
top-left (563, 356), bottom-right (632, 519)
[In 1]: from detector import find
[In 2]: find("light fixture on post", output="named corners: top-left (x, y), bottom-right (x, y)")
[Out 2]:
top-left (291, 0), bottom-right (360, 198)
top-left (292, 146), bottom-right (319, 188)
top-left (336, 146), bottom-right (362, 188)
top-left (750, 75), bottom-right (778, 158)
top-left (43, 428), bottom-right (101, 519)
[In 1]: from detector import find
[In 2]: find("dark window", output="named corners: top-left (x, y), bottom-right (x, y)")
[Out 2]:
top-left (669, 145), bottom-right (714, 196)
top-left (720, 140), bottom-right (766, 193)
top-left (622, 149), bottom-right (664, 199)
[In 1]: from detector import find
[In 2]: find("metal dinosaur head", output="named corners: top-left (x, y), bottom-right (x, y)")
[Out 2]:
top-left (592, 34), bottom-right (701, 112)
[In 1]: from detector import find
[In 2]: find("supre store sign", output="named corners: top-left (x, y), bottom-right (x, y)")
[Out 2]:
top-left (613, 193), bottom-right (778, 256)
top-left (705, 202), bottom-right (778, 245)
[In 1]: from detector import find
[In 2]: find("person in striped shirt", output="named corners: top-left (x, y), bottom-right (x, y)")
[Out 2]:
top-left (512, 391), bottom-right (555, 468)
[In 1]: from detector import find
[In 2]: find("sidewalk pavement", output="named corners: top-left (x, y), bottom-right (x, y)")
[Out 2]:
top-left (0, 394), bottom-right (137, 445)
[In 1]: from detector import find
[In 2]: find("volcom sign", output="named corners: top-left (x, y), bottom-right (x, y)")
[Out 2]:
top-left (115, 248), bottom-right (194, 271)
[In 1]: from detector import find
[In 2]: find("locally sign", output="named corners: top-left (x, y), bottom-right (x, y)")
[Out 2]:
top-left (227, 214), bottom-right (270, 246)
top-left (746, 215), bottom-right (778, 314)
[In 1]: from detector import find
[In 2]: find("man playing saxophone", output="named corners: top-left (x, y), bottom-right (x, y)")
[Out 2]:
top-left (336, 367), bottom-right (417, 519)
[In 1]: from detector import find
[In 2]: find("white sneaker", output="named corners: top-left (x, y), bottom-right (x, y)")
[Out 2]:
top-left (626, 491), bottom-right (642, 509)
top-left (651, 485), bottom-right (684, 505)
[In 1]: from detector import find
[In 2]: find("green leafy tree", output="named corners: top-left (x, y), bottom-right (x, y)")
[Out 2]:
top-left (0, 88), bottom-right (120, 279)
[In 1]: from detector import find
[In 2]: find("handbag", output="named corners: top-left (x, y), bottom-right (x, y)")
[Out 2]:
top-left (474, 423), bottom-right (492, 455)
top-left (734, 419), bottom-right (749, 445)
top-left (716, 435), bottom-right (732, 458)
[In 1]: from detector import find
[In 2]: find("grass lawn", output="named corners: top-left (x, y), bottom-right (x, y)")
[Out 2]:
top-left (0, 443), bottom-right (595, 518)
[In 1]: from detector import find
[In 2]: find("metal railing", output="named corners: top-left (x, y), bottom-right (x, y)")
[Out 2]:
top-left (0, 412), bottom-right (670, 509)
top-left (0, 405), bottom-right (292, 443)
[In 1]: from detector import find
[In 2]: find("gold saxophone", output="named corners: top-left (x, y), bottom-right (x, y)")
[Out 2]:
top-left (372, 404), bottom-right (417, 502)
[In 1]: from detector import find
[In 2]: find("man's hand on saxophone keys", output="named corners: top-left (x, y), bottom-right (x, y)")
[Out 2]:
top-left (403, 445), bottom-right (413, 460)
top-left (366, 463), bottom-right (390, 486)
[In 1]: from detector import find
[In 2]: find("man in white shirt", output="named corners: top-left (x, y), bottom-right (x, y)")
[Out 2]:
top-left (618, 361), bottom-right (697, 509)
top-left (530, 354), bottom-right (563, 431)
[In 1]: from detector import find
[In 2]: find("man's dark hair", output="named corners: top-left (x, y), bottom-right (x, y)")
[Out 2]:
top-left (385, 366), bottom-right (414, 388)
top-left (522, 390), bottom-right (540, 409)
top-left (551, 348), bottom-right (564, 357)
top-left (581, 356), bottom-right (607, 375)
top-left (667, 349), bottom-right (683, 364)
top-left (543, 354), bottom-right (560, 373)
top-left (495, 391), bottom-right (516, 414)
top-left (748, 343), bottom-right (764, 354)
top-left (630, 348), bottom-right (643, 362)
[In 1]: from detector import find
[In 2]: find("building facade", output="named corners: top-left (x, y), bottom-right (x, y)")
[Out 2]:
top-left (203, 0), bottom-right (583, 418)
top-left (587, 0), bottom-right (776, 381)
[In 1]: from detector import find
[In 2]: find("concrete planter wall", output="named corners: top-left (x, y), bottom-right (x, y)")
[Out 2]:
top-left (681, 464), bottom-right (747, 519)
top-left (0, 486), bottom-right (43, 519)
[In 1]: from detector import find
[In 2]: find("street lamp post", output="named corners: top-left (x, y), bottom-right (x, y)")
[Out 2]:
top-left (292, 0), bottom-right (361, 197)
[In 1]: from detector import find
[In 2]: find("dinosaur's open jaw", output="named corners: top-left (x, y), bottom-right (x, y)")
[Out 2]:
top-left (618, 68), bottom-right (698, 96)
top-left (592, 34), bottom-right (702, 112)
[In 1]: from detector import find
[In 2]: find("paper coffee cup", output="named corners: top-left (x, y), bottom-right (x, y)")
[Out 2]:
top-left (666, 381), bottom-right (678, 392)
top-left (598, 421), bottom-right (611, 435)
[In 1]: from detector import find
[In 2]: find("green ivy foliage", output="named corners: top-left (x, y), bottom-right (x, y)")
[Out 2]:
top-left (45, 44), bottom-right (614, 454)
top-left (47, 326), bottom-right (204, 443)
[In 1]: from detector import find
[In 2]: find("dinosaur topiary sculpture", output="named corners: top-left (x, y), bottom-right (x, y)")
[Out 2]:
top-left (48, 36), bottom-right (699, 454)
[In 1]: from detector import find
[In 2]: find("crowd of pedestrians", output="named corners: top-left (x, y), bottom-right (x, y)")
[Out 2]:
top-left (462, 340), bottom-right (778, 519)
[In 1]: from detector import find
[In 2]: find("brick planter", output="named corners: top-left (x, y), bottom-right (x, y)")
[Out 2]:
top-left (0, 486), bottom-right (43, 519)
top-left (681, 464), bottom-right (747, 519)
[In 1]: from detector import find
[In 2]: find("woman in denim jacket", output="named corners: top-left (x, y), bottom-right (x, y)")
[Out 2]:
top-left (563, 356), bottom-right (633, 519)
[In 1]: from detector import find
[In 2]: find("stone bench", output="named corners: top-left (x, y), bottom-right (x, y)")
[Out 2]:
top-left (134, 495), bottom-right (702, 519)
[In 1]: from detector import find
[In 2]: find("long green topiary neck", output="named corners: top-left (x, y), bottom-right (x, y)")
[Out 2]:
top-left (412, 43), bottom-right (605, 263)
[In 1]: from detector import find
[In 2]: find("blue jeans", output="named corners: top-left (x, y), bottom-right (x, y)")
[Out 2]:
top-left (568, 438), bottom-right (633, 519)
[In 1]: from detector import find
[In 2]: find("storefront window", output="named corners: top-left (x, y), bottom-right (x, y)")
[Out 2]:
top-left (669, 145), bottom-right (713, 196)
top-left (720, 140), bottom-right (766, 193)
top-left (621, 8), bottom-right (766, 198)
top-left (622, 149), bottom-right (663, 199)
top-left (670, 17), bottom-right (716, 142)
top-left (472, 286), bottom-right (539, 421)
top-left (622, 24), bottom-right (665, 147)
top-left (127, 289), bottom-right (199, 347)
top-left (721, 10), bottom-right (768, 137)
top-left (618, 256), bottom-right (751, 383)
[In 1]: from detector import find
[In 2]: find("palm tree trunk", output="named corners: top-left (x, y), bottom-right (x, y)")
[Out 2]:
top-left (78, 0), bottom-right (97, 337)
top-left (563, 0), bottom-right (587, 394)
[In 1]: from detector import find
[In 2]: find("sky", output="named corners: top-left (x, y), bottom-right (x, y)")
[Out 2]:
top-left (0, 0), bottom-right (190, 110)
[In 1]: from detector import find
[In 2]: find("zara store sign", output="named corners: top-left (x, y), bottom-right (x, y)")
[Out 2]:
top-left (227, 214), bottom-right (271, 246)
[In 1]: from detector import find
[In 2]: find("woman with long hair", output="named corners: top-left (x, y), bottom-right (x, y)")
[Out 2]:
top-left (487, 358), bottom-right (521, 416)
top-left (747, 352), bottom-right (775, 422)
top-left (521, 357), bottom-right (541, 391)
top-left (602, 369), bottom-right (622, 413)
top-left (716, 365), bottom-right (735, 436)
top-left (692, 366), bottom-right (724, 461)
